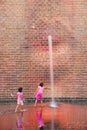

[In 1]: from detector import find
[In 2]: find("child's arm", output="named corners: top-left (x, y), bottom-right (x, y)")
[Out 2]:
top-left (44, 87), bottom-right (50, 89)
top-left (22, 93), bottom-right (24, 101)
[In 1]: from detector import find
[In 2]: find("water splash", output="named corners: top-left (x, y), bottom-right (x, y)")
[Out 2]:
top-left (48, 35), bottom-right (58, 108)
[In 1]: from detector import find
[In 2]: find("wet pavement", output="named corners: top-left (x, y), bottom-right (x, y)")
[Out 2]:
top-left (0, 102), bottom-right (87, 130)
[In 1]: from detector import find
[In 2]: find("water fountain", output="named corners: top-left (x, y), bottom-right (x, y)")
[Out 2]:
top-left (48, 35), bottom-right (58, 108)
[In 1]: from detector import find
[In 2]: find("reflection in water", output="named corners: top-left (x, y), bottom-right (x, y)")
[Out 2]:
top-left (36, 107), bottom-right (44, 130)
top-left (0, 103), bottom-right (87, 130)
top-left (35, 106), bottom-right (60, 130)
top-left (16, 112), bottom-right (23, 130)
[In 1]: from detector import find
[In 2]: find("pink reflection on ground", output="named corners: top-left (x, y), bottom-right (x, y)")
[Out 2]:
top-left (0, 103), bottom-right (87, 130)
top-left (36, 107), bottom-right (44, 129)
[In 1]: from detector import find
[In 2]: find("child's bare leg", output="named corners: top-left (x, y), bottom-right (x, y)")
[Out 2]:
top-left (21, 105), bottom-right (24, 110)
top-left (34, 100), bottom-right (37, 106)
top-left (15, 104), bottom-right (20, 112)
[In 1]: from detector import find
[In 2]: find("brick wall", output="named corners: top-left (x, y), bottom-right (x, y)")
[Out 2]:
top-left (0, 0), bottom-right (87, 98)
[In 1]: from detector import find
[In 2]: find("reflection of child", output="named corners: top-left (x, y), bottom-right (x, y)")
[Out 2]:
top-left (36, 107), bottom-right (44, 130)
top-left (34, 82), bottom-right (44, 106)
top-left (15, 87), bottom-right (24, 112)
top-left (16, 112), bottom-right (23, 130)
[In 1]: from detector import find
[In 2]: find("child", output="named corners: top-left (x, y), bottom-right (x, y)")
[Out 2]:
top-left (15, 87), bottom-right (24, 112)
top-left (34, 82), bottom-right (49, 106)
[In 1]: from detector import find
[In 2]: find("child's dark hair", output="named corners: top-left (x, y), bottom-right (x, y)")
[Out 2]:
top-left (18, 87), bottom-right (23, 92)
top-left (39, 82), bottom-right (44, 87)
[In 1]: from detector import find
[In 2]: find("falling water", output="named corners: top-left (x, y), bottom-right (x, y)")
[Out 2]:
top-left (48, 35), bottom-right (58, 108)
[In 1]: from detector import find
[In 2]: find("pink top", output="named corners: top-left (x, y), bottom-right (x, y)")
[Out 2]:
top-left (37, 86), bottom-right (44, 94)
top-left (17, 92), bottom-right (23, 101)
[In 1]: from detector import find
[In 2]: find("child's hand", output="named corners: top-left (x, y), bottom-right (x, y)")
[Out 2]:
top-left (11, 93), bottom-right (14, 97)
top-left (45, 87), bottom-right (50, 89)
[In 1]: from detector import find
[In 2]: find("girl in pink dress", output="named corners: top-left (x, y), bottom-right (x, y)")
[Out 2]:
top-left (34, 82), bottom-right (44, 106)
top-left (15, 87), bottom-right (24, 112)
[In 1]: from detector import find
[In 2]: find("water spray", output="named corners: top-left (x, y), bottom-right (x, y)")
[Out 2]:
top-left (48, 35), bottom-right (58, 108)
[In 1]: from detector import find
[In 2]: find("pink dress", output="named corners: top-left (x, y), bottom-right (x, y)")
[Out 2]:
top-left (36, 86), bottom-right (44, 101)
top-left (17, 92), bottom-right (23, 105)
